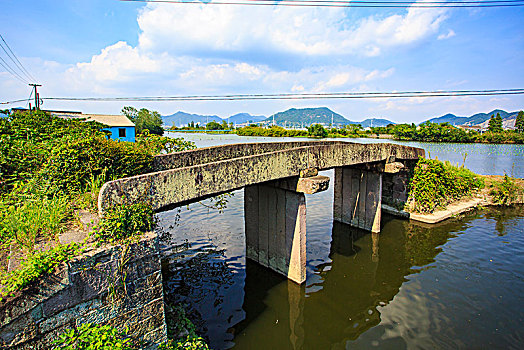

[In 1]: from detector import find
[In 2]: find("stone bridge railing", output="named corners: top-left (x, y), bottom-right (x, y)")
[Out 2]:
top-left (98, 141), bottom-right (424, 284)
top-left (99, 141), bottom-right (423, 212)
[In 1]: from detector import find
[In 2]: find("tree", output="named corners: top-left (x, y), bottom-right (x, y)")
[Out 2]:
top-left (206, 121), bottom-right (222, 130)
top-left (515, 110), bottom-right (524, 133)
top-left (345, 124), bottom-right (362, 134)
top-left (135, 108), bottom-right (164, 135)
top-left (488, 113), bottom-right (503, 133)
top-left (121, 106), bottom-right (138, 123)
top-left (308, 124), bottom-right (328, 138)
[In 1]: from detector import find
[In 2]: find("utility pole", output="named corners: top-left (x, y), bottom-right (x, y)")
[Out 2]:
top-left (29, 84), bottom-right (42, 110)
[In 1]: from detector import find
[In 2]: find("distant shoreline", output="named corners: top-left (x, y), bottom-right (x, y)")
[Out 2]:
top-left (168, 129), bottom-right (523, 145)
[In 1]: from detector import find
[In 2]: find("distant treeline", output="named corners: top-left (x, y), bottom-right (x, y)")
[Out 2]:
top-left (171, 111), bottom-right (524, 144)
top-left (235, 124), bottom-right (366, 138)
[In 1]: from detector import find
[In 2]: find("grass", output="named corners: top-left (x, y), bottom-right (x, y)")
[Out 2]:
top-left (1, 196), bottom-right (71, 252)
top-left (0, 242), bottom-right (83, 302)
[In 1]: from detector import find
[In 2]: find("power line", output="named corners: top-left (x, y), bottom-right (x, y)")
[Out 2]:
top-left (0, 55), bottom-right (29, 84)
top-left (0, 34), bottom-right (37, 83)
top-left (0, 88), bottom-right (517, 104)
top-left (119, 0), bottom-right (524, 8)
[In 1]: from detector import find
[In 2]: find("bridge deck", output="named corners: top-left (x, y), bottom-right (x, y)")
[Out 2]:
top-left (98, 141), bottom-right (424, 212)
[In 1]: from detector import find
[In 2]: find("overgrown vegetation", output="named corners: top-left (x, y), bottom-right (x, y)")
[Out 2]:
top-left (161, 304), bottom-right (210, 350)
top-left (0, 110), bottom-right (195, 300)
top-left (407, 157), bottom-right (485, 213)
top-left (490, 174), bottom-right (520, 205)
top-left (236, 125), bottom-right (308, 137)
top-left (0, 242), bottom-right (83, 302)
top-left (52, 323), bottom-right (137, 350)
top-left (93, 200), bottom-right (156, 245)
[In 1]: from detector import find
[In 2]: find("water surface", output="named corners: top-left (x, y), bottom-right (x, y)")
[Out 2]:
top-left (160, 133), bottom-right (524, 349)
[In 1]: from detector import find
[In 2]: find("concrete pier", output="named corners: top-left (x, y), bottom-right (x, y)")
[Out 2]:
top-left (334, 167), bottom-right (383, 233)
top-left (244, 176), bottom-right (329, 284)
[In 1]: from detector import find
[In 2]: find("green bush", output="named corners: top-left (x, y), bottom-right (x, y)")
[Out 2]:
top-left (0, 242), bottom-right (83, 302)
top-left (0, 111), bottom-right (105, 193)
top-left (36, 136), bottom-right (153, 197)
top-left (236, 125), bottom-right (308, 137)
top-left (53, 323), bottom-right (136, 350)
top-left (490, 175), bottom-right (519, 205)
top-left (136, 131), bottom-right (196, 155)
top-left (94, 201), bottom-right (156, 245)
top-left (408, 157), bottom-right (484, 213)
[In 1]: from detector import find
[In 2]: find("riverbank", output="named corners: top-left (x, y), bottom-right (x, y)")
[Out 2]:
top-left (384, 174), bottom-right (524, 224)
top-left (170, 122), bottom-right (524, 144)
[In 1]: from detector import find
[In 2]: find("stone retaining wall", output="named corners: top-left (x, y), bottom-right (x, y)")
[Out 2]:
top-left (0, 232), bottom-right (166, 349)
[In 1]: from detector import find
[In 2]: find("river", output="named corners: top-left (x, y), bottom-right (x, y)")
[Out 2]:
top-left (159, 133), bottom-right (524, 349)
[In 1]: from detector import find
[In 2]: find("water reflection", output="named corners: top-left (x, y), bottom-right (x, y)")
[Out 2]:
top-left (160, 191), bottom-right (524, 349)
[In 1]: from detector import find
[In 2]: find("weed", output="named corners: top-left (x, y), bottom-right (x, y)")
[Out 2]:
top-left (52, 323), bottom-right (137, 350)
top-left (0, 242), bottom-right (83, 302)
top-left (93, 201), bottom-right (156, 245)
top-left (1, 196), bottom-right (70, 251)
top-left (490, 174), bottom-right (519, 205)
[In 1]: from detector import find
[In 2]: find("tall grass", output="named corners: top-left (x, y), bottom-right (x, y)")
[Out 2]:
top-left (1, 196), bottom-right (70, 251)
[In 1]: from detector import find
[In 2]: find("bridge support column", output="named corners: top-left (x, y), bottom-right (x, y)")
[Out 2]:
top-left (333, 167), bottom-right (382, 233)
top-left (244, 183), bottom-right (307, 284)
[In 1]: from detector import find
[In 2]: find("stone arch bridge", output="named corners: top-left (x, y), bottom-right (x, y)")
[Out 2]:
top-left (99, 141), bottom-right (424, 284)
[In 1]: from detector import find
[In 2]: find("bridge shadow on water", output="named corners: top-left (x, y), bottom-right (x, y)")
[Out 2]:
top-left (160, 195), bottom-right (483, 350)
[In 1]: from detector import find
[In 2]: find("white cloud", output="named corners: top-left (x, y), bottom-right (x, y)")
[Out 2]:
top-left (438, 29), bottom-right (456, 40)
top-left (64, 43), bottom-right (394, 95)
top-left (136, 1), bottom-right (449, 58)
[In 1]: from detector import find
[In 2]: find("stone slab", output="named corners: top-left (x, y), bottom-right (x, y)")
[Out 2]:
top-left (409, 197), bottom-right (485, 224)
top-left (100, 141), bottom-right (424, 212)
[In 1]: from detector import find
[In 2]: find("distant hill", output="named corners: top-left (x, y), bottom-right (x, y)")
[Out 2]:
top-left (266, 107), bottom-right (350, 127)
top-left (425, 109), bottom-right (520, 129)
top-left (162, 111), bottom-right (222, 127)
top-left (227, 113), bottom-right (266, 124)
top-left (359, 118), bottom-right (395, 128)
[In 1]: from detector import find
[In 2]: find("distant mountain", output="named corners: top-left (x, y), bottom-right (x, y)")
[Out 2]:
top-left (266, 107), bottom-right (350, 127)
top-left (426, 113), bottom-right (469, 125)
top-left (425, 109), bottom-right (520, 129)
top-left (227, 113), bottom-right (266, 124)
top-left (162, 111), bottom-right (222, 127)
top-left (359, 118), bottom-right (396, 128)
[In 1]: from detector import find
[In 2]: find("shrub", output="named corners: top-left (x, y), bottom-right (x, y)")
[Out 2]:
top-left (408, 157), bottom-right (484, 213)
top-left (136, 130), bottom-right (196, 155)
top-left (94, 201), bottom-right (156, 245)
top-left (53, 323), bottom-right (137, 350)
top-left (36, 136), bottom-right (153, 197)
top-left (0, 111), bottom-right (105, 193)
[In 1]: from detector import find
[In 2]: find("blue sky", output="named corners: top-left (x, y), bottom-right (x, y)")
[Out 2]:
top-left (1, 0), bottom-right (523, 123)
